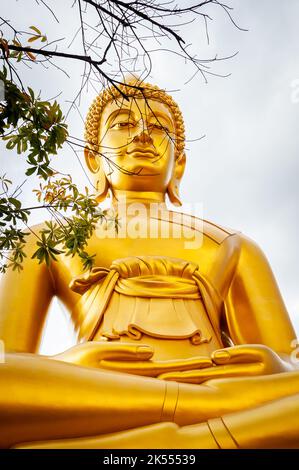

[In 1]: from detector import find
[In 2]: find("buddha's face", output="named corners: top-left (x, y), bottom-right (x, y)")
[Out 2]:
top-left (97, 97), bottom-right (177, 192)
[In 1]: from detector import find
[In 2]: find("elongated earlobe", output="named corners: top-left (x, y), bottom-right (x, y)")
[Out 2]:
top-left (167, 153), bottom-right (186, 207)
top-left (84, 146), bottom-right (110, 202)
top-left (167, 179), bottom-right (182, 206)
top-left (84, 147), bottom-right (100, 173)
top-left (95, 171), bottom-right (110, 202)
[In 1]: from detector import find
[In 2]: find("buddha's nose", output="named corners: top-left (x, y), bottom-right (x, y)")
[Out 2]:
top-left (133, 130), bottom-right (153, 145)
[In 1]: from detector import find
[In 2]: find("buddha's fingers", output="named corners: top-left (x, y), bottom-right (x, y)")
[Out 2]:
top-left (99, 356), bottom-right (213, 377)
top-left (93, 343), bottom-right (155, 361)
top-left (211, 344), bottom-right (291, 374)
top-left (52, 341), bottom-right (154, 367)
top-left (158, 363), bottom-right (264, 384)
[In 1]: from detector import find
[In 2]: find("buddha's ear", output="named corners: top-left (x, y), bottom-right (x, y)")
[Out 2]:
top-left (167, 152), bottom-right (186, 207)
top-left (84, 146), bottom-right (110, 202)
top-left (84, 146), bottom-right (100, 173)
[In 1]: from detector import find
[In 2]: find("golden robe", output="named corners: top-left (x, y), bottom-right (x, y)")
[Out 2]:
top-left (70, 256), bottom-right (225, 357)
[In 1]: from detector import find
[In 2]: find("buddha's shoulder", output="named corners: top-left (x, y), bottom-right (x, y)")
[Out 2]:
top-left (194, 217), bottom-right (268, 263)
top-left (175, 214), bottom-right (268, 270)
top-left (189, 215), bottom-right (264, 256)
top-left (201, 218), bottom-right (240, 245)
top-left (167, 210), bottom-right (240, 245)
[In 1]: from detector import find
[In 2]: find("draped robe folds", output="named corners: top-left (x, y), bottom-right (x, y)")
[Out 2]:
top-left (70, 256), bottom-right (225, 355)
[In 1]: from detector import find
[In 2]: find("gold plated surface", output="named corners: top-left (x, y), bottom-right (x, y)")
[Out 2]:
top-left (0, 80), bottom-right (298, 449)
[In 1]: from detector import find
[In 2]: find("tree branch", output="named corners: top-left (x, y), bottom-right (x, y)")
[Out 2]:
top-left (7, 44), bottom-right (107, 66)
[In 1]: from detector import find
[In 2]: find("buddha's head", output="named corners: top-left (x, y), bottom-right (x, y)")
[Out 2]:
top-left (84, 79), bottom-right (186, 205)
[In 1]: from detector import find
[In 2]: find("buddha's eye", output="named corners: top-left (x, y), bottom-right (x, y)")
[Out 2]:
top-left (110, 121), bottom-right (135, 129)
top-left (148, 123), bottom-right (169, 133)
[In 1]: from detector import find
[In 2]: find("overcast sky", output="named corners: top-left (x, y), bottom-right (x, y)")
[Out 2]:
top-left (1, 0), bottom-right (298, 353)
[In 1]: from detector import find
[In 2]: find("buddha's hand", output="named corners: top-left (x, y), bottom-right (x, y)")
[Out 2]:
top-left (158, 344), bottom-right (293, 384)
top-left (50, 341), bottom-right (154, 368)
top-left (51, 342), bottom-right (213, 376)
top-left (99, 355), bottom-right (213, 377)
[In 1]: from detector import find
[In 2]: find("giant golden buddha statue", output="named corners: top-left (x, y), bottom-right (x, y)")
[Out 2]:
top-left (1, 79), bottom-right (299, 449)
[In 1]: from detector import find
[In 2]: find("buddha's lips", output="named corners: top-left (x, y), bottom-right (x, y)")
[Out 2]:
top-left (126, 147), bottom-right (159, 158)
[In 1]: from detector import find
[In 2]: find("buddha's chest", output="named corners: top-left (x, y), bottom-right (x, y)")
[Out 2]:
top-left (83, 217), bottom-right (217, 273)
top-left (52, 218), bottom-right (233, 318)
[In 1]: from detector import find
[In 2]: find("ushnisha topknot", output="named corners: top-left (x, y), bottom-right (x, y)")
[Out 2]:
top-left (84, 79), bottom-right (185, 160)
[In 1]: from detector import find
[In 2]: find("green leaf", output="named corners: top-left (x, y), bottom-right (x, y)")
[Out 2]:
top-left (27, 87), bottom-right (35, 101)
top-left (17, 139), bottom-right (22, 154)
top-left (28, 36), bottom-right (41, 43)
top-left (25, 167), bottom-right (36, 176)
top-left (6, 140), bottom-right (17, 150)
top-left (29, 26), bottom-right (42, 35)
top-left (8, 198), bottom-right (21, 209)
top-left (22, 139), bottom-right (28, 152)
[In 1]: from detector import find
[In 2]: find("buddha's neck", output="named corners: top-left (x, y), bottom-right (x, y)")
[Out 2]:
top-left (111, 190), bottom-right (167, 210)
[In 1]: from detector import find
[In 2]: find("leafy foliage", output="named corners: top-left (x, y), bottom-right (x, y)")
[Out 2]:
top-left (0, 175), bottom-right (29, 273)
top-left (0, 66), bottom-right (97, 273)
top-left (0, 67), bottom-right (68, 179)
top-left (32, 175), bottom-right (112, 270)
top-left (0, 173), bottom-right (118, 273)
